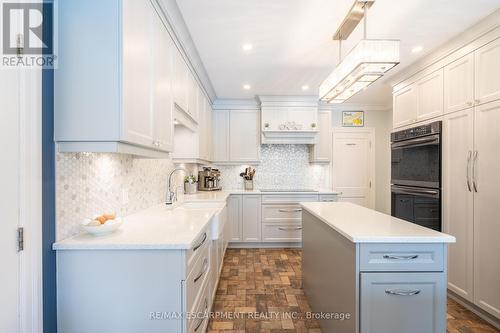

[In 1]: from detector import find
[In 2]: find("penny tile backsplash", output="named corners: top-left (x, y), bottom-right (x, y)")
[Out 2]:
top-left (56, 145), bottom-right (329, 240)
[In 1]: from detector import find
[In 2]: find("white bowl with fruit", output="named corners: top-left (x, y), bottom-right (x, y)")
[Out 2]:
top-left (81, 213), bottom-right (122, 236)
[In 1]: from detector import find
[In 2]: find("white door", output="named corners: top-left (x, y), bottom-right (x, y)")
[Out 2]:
top-left (212, 109), bottom-right (229, 162)
top-left (332, 128), bottom-right (375, 208)
top-left (393, 85), bottom-right (417, 128)
top-left (443, 53), bottom-right (475, 113)
top-left (475, 37), bottom-right (500, 105)
top-left (0, 67), bottom-right (20, 332)
top-left (442, 108), bottom-right (474, 301)
top-left (227, 195), bottom-right (242, 242)
top-left (473, 100), bottom-right (500, 318)
top-left (229, 109), bottom-right (260, 162)
top-left (242, 195), bottom-right (261, 242)
top-left (416, 69), bottom-right (444, 121)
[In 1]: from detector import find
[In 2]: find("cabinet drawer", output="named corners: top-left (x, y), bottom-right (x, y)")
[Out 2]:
top-left (319, 194), bottom-right (338, 202)
top-left (360, 272), bottom-right (446, 333)
top-left (185, 242), bottom-right (210, 313)
top-left (186, 229), bottom-right (210, 276)
top-left (187, 277), bottom-right (210, 333)
top-left (261, 194), bottom-right (318, 204)
top-left (262, 223), bottom-right (302, 242)
top-left (262, 204), bottom-right (302, 223)
top-left (359, 243), bottom-right (444, 272)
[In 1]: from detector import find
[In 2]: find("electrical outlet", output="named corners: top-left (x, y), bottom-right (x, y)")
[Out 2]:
top-left (121, 189), bottom-right (129, 205)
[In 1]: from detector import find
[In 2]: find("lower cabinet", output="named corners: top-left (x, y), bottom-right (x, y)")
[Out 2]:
top-left (261, 224), bottom-right (302, 242)
top-left (360, 272), bottom-right (446, 333)
top-left (242, 195), bottom-right (262, 242)
top-left (227, 195), bottom-right (242, 242)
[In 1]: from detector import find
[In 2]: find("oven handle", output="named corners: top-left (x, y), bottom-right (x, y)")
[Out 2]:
top-left (391, 185), bottom-right (440, 198)
top-left (391, 135), bottom-right (440, 149)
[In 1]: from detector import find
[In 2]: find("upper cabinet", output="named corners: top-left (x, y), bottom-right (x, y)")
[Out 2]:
top-left (444, 53), bottom-right (475, 113)
top-left (55, 0), bottom-right (174, 157)
top-left (309, 110), bottom-right (332, 164)
top-left (212, 109), bottom-right (260, 164)
top-left (393, 85), bottom-right (418, 128)
top-left (416, 69), bottom-right (444, 121)
top-left (475, 37), bottom-right (500, 105)
top-left (173, 50), bottom-right (190, 118)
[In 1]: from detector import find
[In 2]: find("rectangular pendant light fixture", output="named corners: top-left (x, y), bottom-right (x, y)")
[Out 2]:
top-left (319, 0), bottom-right (400, 103)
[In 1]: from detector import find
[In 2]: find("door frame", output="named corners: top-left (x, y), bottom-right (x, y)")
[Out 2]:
top-left (331, 127), bottom-right (376, 209)
top-left (18, 67), bottom-right (43, 332)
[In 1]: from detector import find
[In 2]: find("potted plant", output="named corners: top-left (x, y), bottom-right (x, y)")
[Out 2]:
top-left (184, 175), bottom-right (198, 194)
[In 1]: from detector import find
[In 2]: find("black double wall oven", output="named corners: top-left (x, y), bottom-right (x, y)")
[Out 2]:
top-left (391, 121), bottom-right (442, 231)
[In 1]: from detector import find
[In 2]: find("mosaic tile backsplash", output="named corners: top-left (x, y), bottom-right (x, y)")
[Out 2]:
top-left (56, 145), bottom-right (329, 240)
top-left (56, 153), bottom-right (195, 240)
top-left (215, 145), bottom-right (330, 190)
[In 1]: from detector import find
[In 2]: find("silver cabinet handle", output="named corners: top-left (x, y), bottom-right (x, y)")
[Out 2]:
top-left (385, 289), bottom-right (421, 296)
top-left (322, 199), bottom-right (335, 202)
top-left (194, 258), bottom-right (208, 283)
top-left (278, 208), bottom-right (302, 213)
top-left (278, 227), bottom-right (303, 231)
top-left (472, 151), bottom-right (478, 192)
top-left (383, 254), bottom-right (419, 260)
top-left (466, 151), bottom-right (472, 192)
top-left (193, 232), bottom-right (207, 252)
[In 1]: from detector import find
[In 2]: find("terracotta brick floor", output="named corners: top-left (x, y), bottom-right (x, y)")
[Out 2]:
top-left (208, 248), bottom-right (499, 333)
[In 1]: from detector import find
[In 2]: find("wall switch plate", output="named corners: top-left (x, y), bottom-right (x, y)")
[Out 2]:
top-left (121, 189), bottom-right (129, 205)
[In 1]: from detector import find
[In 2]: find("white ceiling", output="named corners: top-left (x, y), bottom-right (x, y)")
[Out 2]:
top-left (177, 0), bottom-right (500, 104)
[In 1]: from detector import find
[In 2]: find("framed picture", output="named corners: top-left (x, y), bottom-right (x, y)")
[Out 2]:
top-left (342, 111), bottom-right (364, 127)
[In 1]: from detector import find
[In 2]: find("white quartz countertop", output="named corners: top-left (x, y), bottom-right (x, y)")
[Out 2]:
top-left (53, 204), bottom-right (220, 250)
top-left (301, 202), bottom-right (456, 243)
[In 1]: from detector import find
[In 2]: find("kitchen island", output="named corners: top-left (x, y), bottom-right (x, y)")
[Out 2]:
top-left (301, 202), bottom-right (455, 333)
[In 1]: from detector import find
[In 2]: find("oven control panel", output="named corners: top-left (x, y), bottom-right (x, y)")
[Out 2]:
top-left (391, 121), bottom-right (442, 142)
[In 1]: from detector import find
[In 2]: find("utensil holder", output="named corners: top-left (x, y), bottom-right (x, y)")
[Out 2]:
top-left (244, 179), bottom-right (254, 191)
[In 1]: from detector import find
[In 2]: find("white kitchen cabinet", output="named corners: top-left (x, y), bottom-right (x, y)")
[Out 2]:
top-left (55, 0), bottom-right (174, 156)
top-left (187, 73), bottom-right (199, 122)
top-left (473, 100), bottom-right (500, 319)
top-left (229, 110), bottom-right (261, 163)
top-left (197, 93), bottom-right (212, 162)
top-left (443, 108), bottom-right (474, 301)
top-left (393, 85), bottom-right (418, 128)
top-left (242, 195), bottom-right (262, 242)
top-left (416, 69), bottom-right (444, 121)
top-left (227, 195), bottom-right (242, 242)
top-left (444, 53), bottom-right (475, 113)
top-left (309, 110), bottom-right (332, 163)
top-left (212, 110), bottom-right (230, 162)
top-left (475, 37), bottom-right (500, 105)
top-left (173, 48), bottom-right (189, 116)
top-left (212, 109), bottom-right (260, 164)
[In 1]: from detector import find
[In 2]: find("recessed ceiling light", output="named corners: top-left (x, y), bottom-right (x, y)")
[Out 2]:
top-left (301, 85), bottom-right (310, 91)
top-left (242, 43), bottom-right (253, 51)
top-left (243, 84), bottom-right (251, 90)
top-left (412, 45), bottom-right (424, 53)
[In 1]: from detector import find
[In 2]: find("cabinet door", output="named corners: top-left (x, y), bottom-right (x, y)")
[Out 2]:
top-left (187, 74), bottom-right (199, 121)
top-left (475, 37), bottom-right (500, 105)
top-left (122, 0), bottom-right (155, 147)
top-left (309, 110), bottom-right (331, 163)
top-left (416, 69), bottom-right (444, 121)
top-left (197, 91), bottom-right (207, 160)
top-left (229, 110), bottom-right (260, 162)
top-left (204, 100), bottom-right (213, 161)
top-left (393, 85), bottom-right (417, 128)
top-left (151, 9), bottom-right (174, 152)
top-left (444, 53), bottom-right (474, 113)
top-left (227, 195), bottom-right (242, 242)
top-left (473, 100), bottom-right (500, 318)
top-left (443, 108), bottom-right (474, 301)
top-left (242, 195), bottom-right (261, 242)
top-left (360, 272), bottom-right (446, 333)
top-left (212, 110), bottom-right (229, 162)
top-left (173, 49), bottom-right (189, 114)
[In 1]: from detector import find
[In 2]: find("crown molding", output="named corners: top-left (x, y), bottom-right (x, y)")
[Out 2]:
top-left (388, 8), bottom-right (500, 88)
top-left (212, 98), bottom-right (260, 110)
top-left (155, 0), bottom-right (217, 102)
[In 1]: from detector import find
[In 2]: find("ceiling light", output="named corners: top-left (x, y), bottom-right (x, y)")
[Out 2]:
top-left (242, 43), bottom-right (253, 51)
top-left (319, 1), bottom-right (400, 103)
top-left (411, 45), bottom-right (423, 53)
top-left (301, 85), bottom-right (310, 91)
top-left (243, 84), bottom-right (251, 90)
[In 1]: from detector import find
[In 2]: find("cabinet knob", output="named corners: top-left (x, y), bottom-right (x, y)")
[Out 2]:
top-left (475, 99), bottom-right (480, 105)
top-left (467, 101), bottom-right (473, 106)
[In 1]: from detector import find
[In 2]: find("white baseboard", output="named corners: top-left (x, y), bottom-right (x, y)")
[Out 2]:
top-left (448, 290), bottom-right (500, 330)
top-left (228, 242), bottom-right (302, 249)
